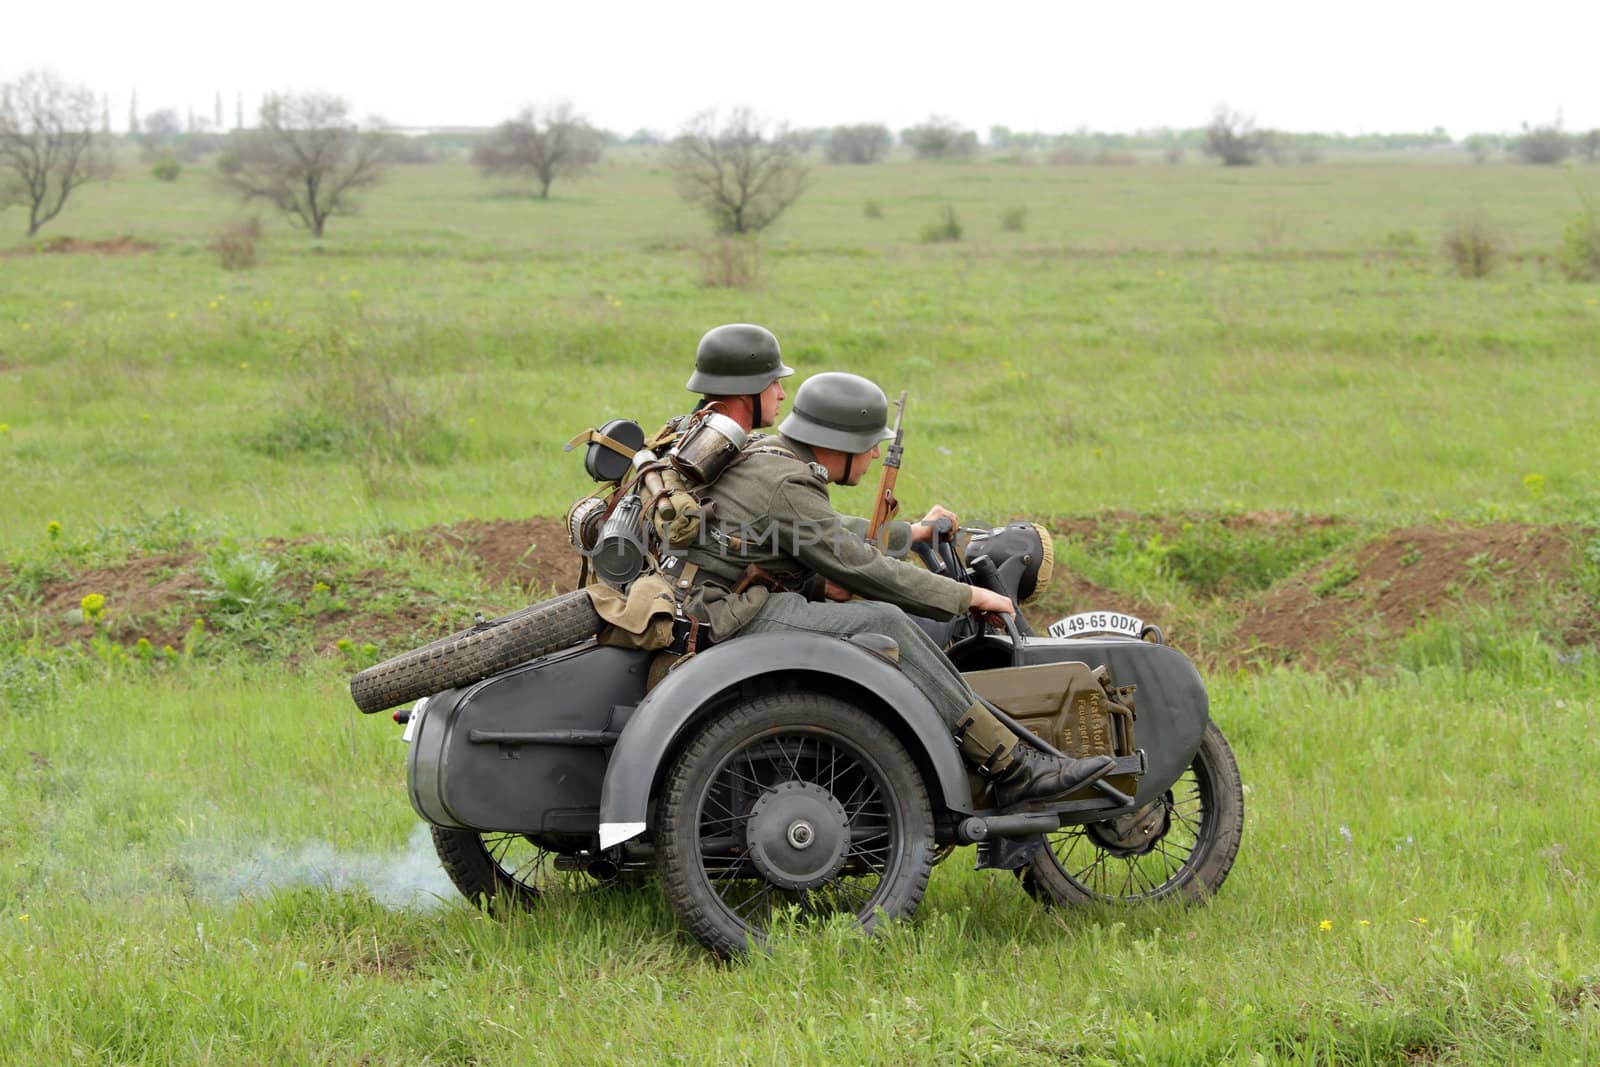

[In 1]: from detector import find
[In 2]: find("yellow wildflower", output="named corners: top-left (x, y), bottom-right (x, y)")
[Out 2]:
top-left (1319, 919), bottom-right (1333, 931)
top-left (81, 593), bottom-right (106, 620)
top-left (47, 520), bottom-right (62, 540)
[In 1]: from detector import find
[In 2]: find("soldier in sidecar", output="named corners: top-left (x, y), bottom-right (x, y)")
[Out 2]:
top-left (352, 369), bottom-right (1243, 957)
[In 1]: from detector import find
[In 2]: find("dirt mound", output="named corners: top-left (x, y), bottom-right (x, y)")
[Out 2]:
top-left (12, 516), bottom-right (1591, 673)
top-left (1233, 523), bottom-right (1581, 668)
top-left (38, 551), bottom-right (203, 648)
top-left (1050, 509), bottom-right (1346, 545)
top-left (5, 236), bottom-right (156, 257)
top-left (411, 517), bottom-right (581, 596)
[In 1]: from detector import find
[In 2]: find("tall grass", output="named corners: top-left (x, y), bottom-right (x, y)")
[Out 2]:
top-left (2, 656), bottom-right (1597, 1062)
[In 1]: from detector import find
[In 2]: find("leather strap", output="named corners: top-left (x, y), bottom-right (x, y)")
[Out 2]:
top-left (564, 428), bottom-right (639, 461)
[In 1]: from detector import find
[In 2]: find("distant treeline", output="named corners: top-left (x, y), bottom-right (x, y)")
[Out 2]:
top-left (114, 121), bottom-right (1599, 167)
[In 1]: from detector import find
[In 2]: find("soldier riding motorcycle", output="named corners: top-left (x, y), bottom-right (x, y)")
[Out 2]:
top-left (349, 356), bottom-right (1243, 957)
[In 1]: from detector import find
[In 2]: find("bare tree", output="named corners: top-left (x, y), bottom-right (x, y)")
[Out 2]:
top-left (216, 92), bottom-right (388, 238)
top-left (1203, 105), bottom-right (1265, 166)
top-left (668, 109), bottom-right (810, 235)
top-left (825, 124), bottom-right (892, 164)
top-left (0, 71), bottom-right (113, 237)
top-left (472, 103), bottom-right (602, 198)
top-left (1514, 122), bottom-right (1572, 165)
top-left (901, 117), bottom-right (978, 159)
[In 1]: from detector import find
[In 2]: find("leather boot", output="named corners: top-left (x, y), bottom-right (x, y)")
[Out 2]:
top-left (989, 744), bottom-right (1115, 809)
top-left (956, 701), bottom-right (1115, 809)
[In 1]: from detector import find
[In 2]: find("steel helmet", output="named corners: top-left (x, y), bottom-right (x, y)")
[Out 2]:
top-left (778, 372), bottom-right (896, 454)
top-left (685, 323), bottom-right (795, 395)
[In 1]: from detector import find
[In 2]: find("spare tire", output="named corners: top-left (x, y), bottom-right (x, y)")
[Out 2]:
top-left (349, 589), bottom-right (603, 714)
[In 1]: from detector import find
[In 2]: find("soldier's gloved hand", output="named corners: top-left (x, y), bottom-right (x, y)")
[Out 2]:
top-left (911, 506), bottom-right (959, 543)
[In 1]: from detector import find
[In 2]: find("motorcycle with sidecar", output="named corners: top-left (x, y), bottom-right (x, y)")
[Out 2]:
top-left (352, 521), bottom-right (1243, 956)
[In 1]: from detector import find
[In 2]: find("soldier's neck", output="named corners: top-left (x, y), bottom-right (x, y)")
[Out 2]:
top-left (698, 395), bottom-right (756, 432)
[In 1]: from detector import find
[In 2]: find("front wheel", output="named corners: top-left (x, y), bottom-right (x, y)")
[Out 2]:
top-left (1021, 720), bottom-right (1243, 906)
top-left (657, 692), bottom-right (936, 956)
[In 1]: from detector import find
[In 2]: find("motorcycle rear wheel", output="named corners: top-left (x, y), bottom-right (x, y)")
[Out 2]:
top-left (1020, 720), bottom-right (1243, 906)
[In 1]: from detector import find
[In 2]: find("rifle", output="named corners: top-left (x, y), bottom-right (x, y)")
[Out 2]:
top-left (865, 390), bottom-right (907, 547)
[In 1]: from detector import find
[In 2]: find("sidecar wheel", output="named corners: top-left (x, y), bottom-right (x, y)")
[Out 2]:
top-left (657, 692), bottom-right (936, 956)
top-left (350, 589), bottom-right (603, 714)
top-left (1021, 720), bottom-right (1243, 906)
top-left (431, 827), bottom-right (611, 911)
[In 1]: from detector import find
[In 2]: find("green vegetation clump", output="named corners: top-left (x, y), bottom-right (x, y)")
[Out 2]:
top-left (1558, 205), bottom-right (1600, 281)
top-left (999, 205), bottom-right (1027, 232)
top-left (1058, 517), bottom-right (1358, 600)
top-left (193, 546), bottom-right (287, 634)
top-left (1443, 214), bottom-right (1502, 278)
top-left (1313, 559), bottom-right (1360, 597)
top-left (150, 157), bottom-right (181, 182)
top-left (920, 205), bottom-right (962, 243)
top-left (1164, 520), bottom-right (1356, 596)
top-left (212, 217), bottom-right (261, 270)
top-left (241, 327), bottom-right (460, 477)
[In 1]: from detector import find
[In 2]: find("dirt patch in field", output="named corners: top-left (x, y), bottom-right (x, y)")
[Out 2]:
top-left (409, 516), bottom-right (583, 596)
top-left (309, 567), bottom-right (450, 655)
top-left (37, 551), bottom-right (205, 648)
top-left (1231, 523), bottom-right (1581, 669)
top-left (12, 515), bottom-right (1593, 673)
top-left (4, 236), bottom-right (157, 257)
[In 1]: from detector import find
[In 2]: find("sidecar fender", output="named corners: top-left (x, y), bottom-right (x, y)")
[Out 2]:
top-left (597, 632), bottom-right (973, 850)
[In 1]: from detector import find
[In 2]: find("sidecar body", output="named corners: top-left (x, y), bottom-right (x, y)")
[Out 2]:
top-left (404, 627), bottom-right (1209, 850)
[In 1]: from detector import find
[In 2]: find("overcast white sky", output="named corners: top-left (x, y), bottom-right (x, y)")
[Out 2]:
top-left (6, 1), bottom-right (1597, 137)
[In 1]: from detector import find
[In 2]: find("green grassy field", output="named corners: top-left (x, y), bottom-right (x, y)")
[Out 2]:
top-left (3, 157), bottom-right (1599, 1064)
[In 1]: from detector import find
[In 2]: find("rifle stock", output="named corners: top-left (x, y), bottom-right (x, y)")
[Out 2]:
top-left (866, 390), bottom-right (907, 546)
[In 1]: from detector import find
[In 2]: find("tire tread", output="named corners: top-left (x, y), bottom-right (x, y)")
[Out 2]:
top-left (349, 589), bottom-right (603, 714)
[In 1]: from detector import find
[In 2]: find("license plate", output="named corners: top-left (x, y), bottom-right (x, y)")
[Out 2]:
top-left (1047, 610), bottom-right (1146, 639)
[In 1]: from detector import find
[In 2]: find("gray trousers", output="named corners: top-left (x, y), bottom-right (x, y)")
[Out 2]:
top-left (740, 592), bottom-right (977, 729)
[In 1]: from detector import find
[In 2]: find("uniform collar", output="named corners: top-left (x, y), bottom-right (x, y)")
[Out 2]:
top-left (776, 434), bottom-right (820, 465)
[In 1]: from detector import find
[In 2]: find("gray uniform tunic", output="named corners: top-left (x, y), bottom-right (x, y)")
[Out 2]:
top-left (680, 435), bottom-right (979, 727)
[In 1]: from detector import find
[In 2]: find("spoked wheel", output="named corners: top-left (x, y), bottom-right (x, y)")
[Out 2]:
top-left (431, 827), bottom-right (613, 911)
top-left (658, 692), bottom-right (935, 956)
top-left (1021, 721), bottom-right (1243, 906)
